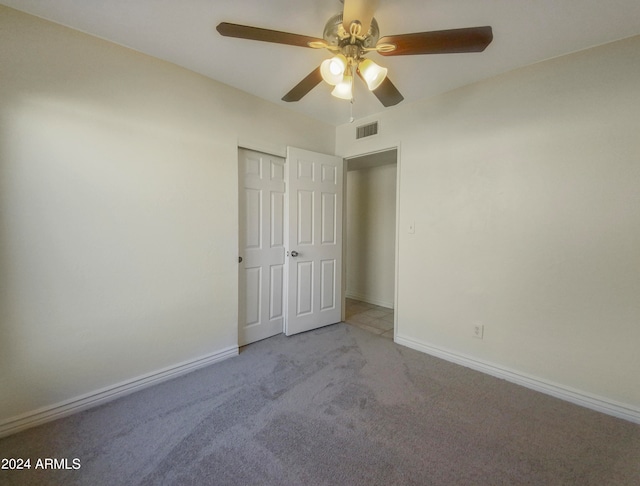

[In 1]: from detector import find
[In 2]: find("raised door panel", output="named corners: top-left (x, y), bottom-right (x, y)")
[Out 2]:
top-left (238, 149), bottom-right (285, 345)
top-left (285, 147), bottom-right (343, 336)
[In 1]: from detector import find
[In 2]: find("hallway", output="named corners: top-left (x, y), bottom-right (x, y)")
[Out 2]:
top-left (344, 298), bottom-right (394, 340)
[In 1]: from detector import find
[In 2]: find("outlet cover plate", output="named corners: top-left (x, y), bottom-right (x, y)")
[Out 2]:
top-left (473, 324), bottom-right (484, 339)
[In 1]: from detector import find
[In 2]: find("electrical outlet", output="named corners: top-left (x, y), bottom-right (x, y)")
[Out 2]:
top-left (473, 324), bottom-right (484, 339)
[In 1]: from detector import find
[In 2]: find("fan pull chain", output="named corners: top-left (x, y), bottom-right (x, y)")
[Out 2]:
top-left (349, 63), bottom-right (355, 123)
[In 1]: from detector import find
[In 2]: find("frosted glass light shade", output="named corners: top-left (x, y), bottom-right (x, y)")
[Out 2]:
top-left (331, 74), bottom-right (353, 100)
top-left (359, 58), bottom-right (388, 91)
top-left (320, 55), bottom-right (347, 85)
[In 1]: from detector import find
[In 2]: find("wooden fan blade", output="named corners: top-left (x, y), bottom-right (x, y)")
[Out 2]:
top-left (282, 67), bottom-right (323, 102)
top-left (357, 70), bottom-right (403, 107)
top-left (342, 0), bottom-right (379, 35)
top-left (378, 26), bottom-right (493, 56)
top-left (216, 22), bottom-right (324, 48)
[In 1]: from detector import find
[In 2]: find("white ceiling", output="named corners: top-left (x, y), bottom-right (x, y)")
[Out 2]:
top-left (3, 0), bottom-right (640, 126)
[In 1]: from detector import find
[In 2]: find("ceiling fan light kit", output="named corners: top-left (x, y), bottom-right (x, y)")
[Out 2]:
top-left (331, 73), bottom-right (354, 100)
top-left (320, 54), bottom-right (347, 85)
top-left (315, 14), bottom-right (389, 100)
top-left (358, 58), bottom-right (387, 91)
top-left (217, 0), bottom-right (493, 108)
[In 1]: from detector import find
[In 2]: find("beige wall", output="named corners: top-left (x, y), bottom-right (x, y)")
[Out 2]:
top-left (346, 164), bottom-right (396, 308)
top-left (0, 6), bottom-right (334, 425)
top-left (337, 35), bottom-right (640, 415)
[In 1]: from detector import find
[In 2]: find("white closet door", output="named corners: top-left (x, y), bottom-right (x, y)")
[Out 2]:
top-left (238, 149), bottom-right (286, 345)
top-left (285, 147), bottom-right (343, 336)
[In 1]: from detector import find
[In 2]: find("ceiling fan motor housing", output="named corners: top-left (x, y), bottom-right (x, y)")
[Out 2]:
top-left (323, 13), bottom-right (380, 55)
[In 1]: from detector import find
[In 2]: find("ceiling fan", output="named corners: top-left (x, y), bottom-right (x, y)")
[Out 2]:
top-left (217, 0), bottom-right (493, 107)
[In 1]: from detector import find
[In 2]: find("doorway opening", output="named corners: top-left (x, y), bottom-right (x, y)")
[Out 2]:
top-left (343, 148), bottom-right (398, 340)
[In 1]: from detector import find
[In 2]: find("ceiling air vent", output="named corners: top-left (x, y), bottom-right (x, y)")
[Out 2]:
top-left (356, 121), bottom-right (378, 140)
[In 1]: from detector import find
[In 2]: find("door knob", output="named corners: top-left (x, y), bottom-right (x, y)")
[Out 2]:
top-left (290, 250), bottom-right (299, 257)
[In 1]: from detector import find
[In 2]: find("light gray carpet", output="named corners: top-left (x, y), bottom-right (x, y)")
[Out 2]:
top-left (1, 323), bottom-right (639, 485)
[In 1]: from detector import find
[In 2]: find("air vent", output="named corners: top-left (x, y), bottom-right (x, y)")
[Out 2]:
top-left (356, 121), bottom-right (378, 139)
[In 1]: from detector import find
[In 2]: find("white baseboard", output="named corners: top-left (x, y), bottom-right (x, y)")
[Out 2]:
top-left (0, 346), bottom-right (239, 439)
top-left (395, 334), bottom-right (640, 424)
top-left (345, 291), bottom-right (394, 309)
